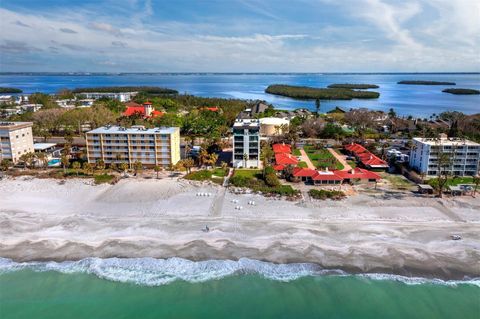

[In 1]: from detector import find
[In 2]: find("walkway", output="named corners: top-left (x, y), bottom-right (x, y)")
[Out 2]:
top-left (299, 149), bottom-right (316, 170)
top-left (327, 148), bottom-right (352, 171)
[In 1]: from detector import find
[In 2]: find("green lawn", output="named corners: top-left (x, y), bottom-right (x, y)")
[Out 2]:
top-left (233, 169), bottom-right (262, 179)
top-left (303, 145), bottom-right (344, 170)
top-left (380, 173), bottom-right (415, 190)
top-left (297, 161), bottom-right (308, 168)
top-left (347, 160), bottom-right (357, 168)
top-left (428, 176), bottom-right (475, 187)
top-left (211, 168), bottom-right (228, 177)
top-left (292, 149), bottom-right (301, 156)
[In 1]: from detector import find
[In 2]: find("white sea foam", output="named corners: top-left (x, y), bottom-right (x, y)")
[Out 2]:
top-left (0, 257), bottom-right (478, 287)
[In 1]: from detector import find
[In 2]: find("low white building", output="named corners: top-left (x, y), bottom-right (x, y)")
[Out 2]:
top-left (78, 92), bottom-right (137, 102)
top-left (409, 137), bottom-right (480, 176)
top-left (259, 117), bottom-right (290, 136)
top-left (232, 119), bottom-right (260, 168)
top-left (0, 122), bottom-right (34, 163)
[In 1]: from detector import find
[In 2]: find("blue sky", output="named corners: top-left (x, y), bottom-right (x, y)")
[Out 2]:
top-left (0, 0), bottom-right (479, 72)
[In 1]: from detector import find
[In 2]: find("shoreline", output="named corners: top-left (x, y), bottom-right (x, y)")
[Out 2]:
top-left (1, 176), bottom-right (479, 281)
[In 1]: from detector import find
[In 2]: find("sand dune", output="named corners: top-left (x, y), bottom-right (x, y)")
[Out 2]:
top-left (1, 176), bottom-right (479, 280)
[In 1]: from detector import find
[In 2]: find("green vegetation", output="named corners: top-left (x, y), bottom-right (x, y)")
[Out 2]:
top-left (303, 145), bottom-right (344, 170)
top-left (0, 87), bottom-right (22, 93)
top-left (73, 86), bottom-right (178, 95)
top-left (292, 149), bottom-right (301, 156)
top-left (442, 88), bottom-right (480, 95)
top-left (309, 189), bottom-right (345, 200)
top-left (211, 167), bottom-right (228, 177)
top-left (347, 160), bottom-right (357, 169)
top-left (428, 176), bottom-right (474, 188)
top-left (398, 81), bottom-right (456, 85)
top-left (94, 174), bottom-right (116, 184)
top-left (230, 168), bottom-right (299, 197)
top-left (327, 84), bottom-right (379, 89)
top-left (380, 173), bottom-right (415, 190)
top-left (265, 84), bottom-right (380, 100)
top-left (184, 170), bottom-right (213, 181)
top-left (297, 161), bottom-right (308, 168)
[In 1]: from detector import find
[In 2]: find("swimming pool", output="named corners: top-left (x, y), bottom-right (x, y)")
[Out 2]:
top-left (47, 158), bottom-right (61, 167)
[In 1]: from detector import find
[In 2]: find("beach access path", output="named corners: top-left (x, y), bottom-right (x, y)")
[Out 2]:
top-left (299, 149), bottom-right (316, 169)
top-left (327, 148), bottom-right (352, 171)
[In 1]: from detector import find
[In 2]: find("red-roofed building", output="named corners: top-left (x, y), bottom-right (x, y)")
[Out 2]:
top-left (344, 143), bottom-right (388, 170)
top-left (123, 101), bottom-right (163, 119)
top-left (292, 167), bottom-right (317, 182)
top-left (311, 170), bottom-right (343, 184)
top-left (200, 107), bottom-right (220, 112)
top-left (335, 168), bottom-right (381, 182)
top-left (275, 153), bottom-right (298, 166)
top-left (273, 143), bottom-right (292, 154)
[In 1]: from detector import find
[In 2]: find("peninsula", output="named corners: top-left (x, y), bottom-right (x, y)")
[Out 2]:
top-left (327, 84), bottom-right (379, 89)
top-left (442, 88), bottom-right (480, 95)
top-left (397, 80), bottom-right (456, 85)
top-left (265, 84), bottom-right (380, 100)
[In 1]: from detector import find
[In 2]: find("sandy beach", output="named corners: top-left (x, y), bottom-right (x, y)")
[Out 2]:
top-left (1, 176), bottom-right (479, 280)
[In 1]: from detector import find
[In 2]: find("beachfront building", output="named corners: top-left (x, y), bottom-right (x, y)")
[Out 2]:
top-left (0, 121), bottom-right (34, 163)
top-left (85, 125), bottom-right (180, 168)
top-left (77, 92), bottom-right (137, 102)
top-left (409, 137), bottom-right (480, 176)
top-left (344, 143), bottom-right (389, 170)
top-left (232, 119), bottom-right (260, 168)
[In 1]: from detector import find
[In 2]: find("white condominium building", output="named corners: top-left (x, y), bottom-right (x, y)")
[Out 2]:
top-left (0, 122), bottom-right (34, 163)
top-left (78, 92), bottom-right (137, 102)
top-left (86, 125), bottom-right (180, 168)
top-left (232, 119), bottom-right (260, 168)
top-left (409, 137), bottom-right (480, 176)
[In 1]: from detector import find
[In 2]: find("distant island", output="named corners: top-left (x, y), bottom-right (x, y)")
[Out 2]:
top-left (327, 84), bottom-right (379, 89)
top-left (265, 84), bottom-right (380, 100)
top-left (0, 87), bottom-right (23, 93)
top-left (398, 80), bottom-right (456, 85)
top-left (72, 86), bottom-right (178, 95)
top-left (442, 88), bottom-right (480, 95)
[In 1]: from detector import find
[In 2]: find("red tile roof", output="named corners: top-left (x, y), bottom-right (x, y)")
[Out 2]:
top-left (344, 143), bottom-right (388, 168)
top-left (335, 168), bottom-right (381, 180)
top-left (311, 170), bottom-right (343, 181)
top-left (273, 164), bottom-right (286, 171)
top-left (201, 107), bottom-right (219, 112)
top-left (273, 143), bottom-right (292, 154)
top-left (275, 153), bottom-right (298, 166)
top-left (123, 103), bottom-right (163, 118)
top-left (292, 167), bottom-right (317, 177)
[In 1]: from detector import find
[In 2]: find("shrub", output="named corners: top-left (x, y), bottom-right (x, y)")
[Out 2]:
top-left (184, 170), bottom-right (213, 181)
top-left (309, 189), bottom-right (345, 200)
top-left (265, 172), bottom-right (280, 187)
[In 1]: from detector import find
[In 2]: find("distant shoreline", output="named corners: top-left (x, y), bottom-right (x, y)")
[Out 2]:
top-left (1, 72), bottom-right (480, 76)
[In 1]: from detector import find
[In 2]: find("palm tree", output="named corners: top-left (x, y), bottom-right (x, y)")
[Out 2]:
top-left (96, 159), bottom-right (106, 172)
top-left (133, 161), bottom-right (143, 175)
top-left (72, 161), bottom-right (81, 176)
top-left (61, 154), bottom-right (69, 174)
top-left (207, 153), bottom-right (218, 168)
top-left (198, 149), bottom-right (209, 168)
top-left (473, 175), bottom-right (479, 197)
top-left (0, 159), bottom-right (12, 171)
top-left (83, 162), bottom-right (93, 175)
top-left (36, 152), bottom-right (48, 169)
top-left (119, 162), bottom-right (129, 177)
top-left (182, 158), bottom-right (194, 174)
top-left (154, 165), bottom-right (161, 179)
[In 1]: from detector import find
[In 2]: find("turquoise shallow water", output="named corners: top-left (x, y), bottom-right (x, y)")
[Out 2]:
top-left (1, 268), bottom-right (479, 319)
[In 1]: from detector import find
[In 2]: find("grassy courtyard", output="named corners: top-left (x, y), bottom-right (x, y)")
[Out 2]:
top-left (303, 145), bottom-right (344, 170)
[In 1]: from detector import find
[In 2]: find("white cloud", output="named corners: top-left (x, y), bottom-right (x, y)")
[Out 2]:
top-left (0, 2), bottom-right (478, 72)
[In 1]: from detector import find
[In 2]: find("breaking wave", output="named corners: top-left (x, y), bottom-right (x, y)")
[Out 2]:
top-left (0, 257), bottom-right (478, 287)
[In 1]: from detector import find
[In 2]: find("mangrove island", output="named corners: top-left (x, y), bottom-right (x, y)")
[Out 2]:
top-left (265, 84), bottom-right (380, 100)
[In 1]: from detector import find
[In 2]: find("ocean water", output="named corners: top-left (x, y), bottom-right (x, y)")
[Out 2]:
top-left (1, 73), bottom-right (479, 117)
top-left (0, 257), bottom-right (479, 319)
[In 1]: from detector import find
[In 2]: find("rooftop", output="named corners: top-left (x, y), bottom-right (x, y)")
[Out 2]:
top-left (87, 125), bottom-right (178, 135)
top-left (0, 121), bottom-right (33, 130)
top-left (34, 143), bottom-right (57, 151)
top-left (413, 137), bottom-right (480, 146)
top-left (233, 119), bottom-right (260, 128)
